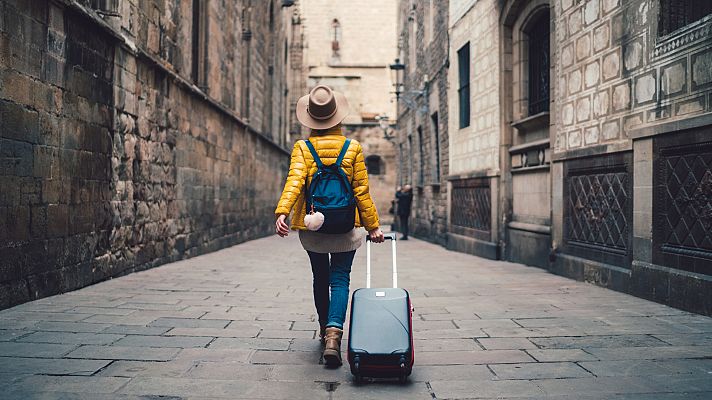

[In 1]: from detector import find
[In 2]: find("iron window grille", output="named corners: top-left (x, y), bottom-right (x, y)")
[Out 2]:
top-left (526, 12), bottom-right (550, 116)
top-left (659, 0), bottom-right (712, 36)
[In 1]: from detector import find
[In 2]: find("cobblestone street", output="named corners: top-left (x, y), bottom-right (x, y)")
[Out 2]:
top-left (0, 235), bottom-right (710, 399)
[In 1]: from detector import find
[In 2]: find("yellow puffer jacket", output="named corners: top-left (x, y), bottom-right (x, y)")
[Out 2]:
top-left (275, 128), bottom-right (380, 232)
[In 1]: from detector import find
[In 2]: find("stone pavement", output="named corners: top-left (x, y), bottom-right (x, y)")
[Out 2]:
top-left (0, 235), bottom-right (711, 399)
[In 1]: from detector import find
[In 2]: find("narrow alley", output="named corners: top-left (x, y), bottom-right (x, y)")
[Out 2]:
top-left (0, 235), bottom-right (710, 399)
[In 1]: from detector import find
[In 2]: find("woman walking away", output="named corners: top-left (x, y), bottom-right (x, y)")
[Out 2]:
top-left (274, 85), bottom-right (384, 367)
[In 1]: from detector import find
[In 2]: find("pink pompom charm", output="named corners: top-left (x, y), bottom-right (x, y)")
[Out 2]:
top-left (304, 211), bottom-right (324, 231)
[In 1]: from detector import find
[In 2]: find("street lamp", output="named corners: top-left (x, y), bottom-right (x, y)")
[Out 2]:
top-left (389, 58), bottom-right (405, 99)
top-left (376, 114), bottom-right (395, 141)
top-left (388, 57), bottom-right (428, 114)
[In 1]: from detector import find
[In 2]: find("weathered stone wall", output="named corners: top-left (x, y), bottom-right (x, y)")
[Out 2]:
top-left (448, 0), bottom-right (501, 175)
top-left (345, 126), bottom-right (397, 227)
top-left (554, 0), bottom-right (712, 154)
top-left (551, 0), bottom-right (712, 315)
top-left (0, 1), bottom-right (116, 308)
top-left (395, 0), bottom-right (450, 244)
top-left (300, 0), bottom-right (397, 125)
top-left (0, 0), bottom-right (299, 310)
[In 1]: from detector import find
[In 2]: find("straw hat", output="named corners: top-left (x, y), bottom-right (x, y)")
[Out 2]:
top-left (296, 85), bottom-right (350, 130)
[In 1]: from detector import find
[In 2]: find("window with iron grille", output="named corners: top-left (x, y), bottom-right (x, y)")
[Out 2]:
top-left (457, 43), bottom-right (470, 129)
top-left (526, 12), bottom-right (550, 115)
top-left (659, 0), bottom-right (712, 36)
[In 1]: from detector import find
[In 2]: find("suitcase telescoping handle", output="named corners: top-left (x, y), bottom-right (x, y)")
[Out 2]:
top-left (365, 232), bottom-right (397, 289)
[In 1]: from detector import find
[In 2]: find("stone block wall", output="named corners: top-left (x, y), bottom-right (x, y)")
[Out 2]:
top-left (395, 0), bottom-right (450, 245)
top-left (0, 1), bottom-right (116, 307)
top-left (552, 0), bottom-right (712, 315)
top-left (447, 0), bottom-right (501, 175)
top-left (554, 0), bottom-right (712, 154)
top-left (0, 0), bottom-right (300, 310)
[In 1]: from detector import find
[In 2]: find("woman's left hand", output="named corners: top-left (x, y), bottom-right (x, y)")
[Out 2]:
top-left (368, 228), bottom-right (385, 243)
top-left (276, 215), bottom-right (290, 237)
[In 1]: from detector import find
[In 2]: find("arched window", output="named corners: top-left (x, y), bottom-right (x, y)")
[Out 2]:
top-left (525, 10), bottom-right (550, 115)
top-left (366, 155), bottom-right (383, 175)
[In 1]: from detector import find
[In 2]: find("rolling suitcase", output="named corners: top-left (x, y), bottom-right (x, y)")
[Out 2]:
top-left (347, 233), bottom-right (414, 382)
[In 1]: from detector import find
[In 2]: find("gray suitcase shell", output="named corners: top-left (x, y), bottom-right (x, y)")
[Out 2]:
top-left (347, 234), bottom-right (414, 381)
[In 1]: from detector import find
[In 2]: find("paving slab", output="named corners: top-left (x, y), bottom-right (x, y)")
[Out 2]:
top-left (413, 338), bottom-right (482, 352)
top-left (0, 329), bottom-right (33, 341)
top-left (165, 326), bottom-right (261, 338)
top-left (118, 377), bottom-right (329, 399)
top-left (16, 331), bottom-right (125, 345)
top-left (96, 360), bottom-right (196, 378)
top-left (148, 317), bottom-right (230, 329)
top-left (0, 235), bottom-right (709, 398)
top-left (417, 350), bottom-right (535, 365)
top-left (0, 341), bottom-right (77, 358)
top-left (30, 321), bottom-right (112, 333)
top-left (530, 334), bottom-right (668, 349)
top-left (210, 337), bottom-right (291, 351)
top-left (579, 359), bottom-right (712, 377)
top-left (477, 337), bottom-right (538, 350)
top-left (112, 334), bottom-right (214, 348)
top-left (0, 357), bottom-right (112, 376)
top-left (5, 375), bottom-right (130, 394)
top-left (428, 379), bottom-right (544, 399)
top-left (101, 325), bottom-right (172, 335)
top-left (525, 348), bottom-right (599, 362)
top-left (187, 361), bottom-right (272, 380)
top-left (65, 345), bottom-right (180, 361)
top-left (490, 362), bottom-right (593, 380)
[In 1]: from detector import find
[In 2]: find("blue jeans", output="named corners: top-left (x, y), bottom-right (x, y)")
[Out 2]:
top-left (307, 250), bottom-right (356, 330)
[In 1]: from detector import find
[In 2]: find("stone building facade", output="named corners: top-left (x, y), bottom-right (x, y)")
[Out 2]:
top-left (0, 0), bottom-right (305, 309)
top-left (396, 0), bottom-right (712, 315)
top-left (299, 0), bottom-right (398, 226)
top-left (551, 0), bottom-right (712, 315)
top-left (394, 0), bottom-right (450, 244)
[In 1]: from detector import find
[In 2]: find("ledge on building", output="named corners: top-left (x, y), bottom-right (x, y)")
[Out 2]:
top-left (630, 261), bottom-right (712, 316)
top-left (446, 232), bottom-right (499, 260)
top-left (551, 253), bottom-right (632, 294)
top-left (551, 141), bottom-right (632, 162)
top-left (507, 221), bottom-right (551, 234)
top-left (511, 112), bottom-right (550, 132)
top-left (446, 169), bottom-right (501, 181)
top-left (506, 223), bottom-right (551, 270)
top-left (629, 112), bottom-right (712, 139)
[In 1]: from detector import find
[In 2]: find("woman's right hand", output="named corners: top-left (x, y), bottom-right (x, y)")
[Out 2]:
top-left (276, 215), bottom-right (290, 237)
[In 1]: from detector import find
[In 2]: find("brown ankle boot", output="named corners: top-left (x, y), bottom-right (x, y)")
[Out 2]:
top-left (322, 327), bottom-right (343, 366)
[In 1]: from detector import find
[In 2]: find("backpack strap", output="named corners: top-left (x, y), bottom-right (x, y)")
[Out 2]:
top-left (335, 139), bottom-right (352, 167)
top-left (303, 139), bottom-right (323, 169)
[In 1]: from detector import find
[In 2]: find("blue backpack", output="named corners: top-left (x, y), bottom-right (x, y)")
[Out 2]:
top-left (303, 139), bottom-right (356, 234)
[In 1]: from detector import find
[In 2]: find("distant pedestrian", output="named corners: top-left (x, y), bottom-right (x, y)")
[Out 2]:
top-left (396, 185), bottom-right (413, 240)
top-left (274, 85), bottom-right (384, 367)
